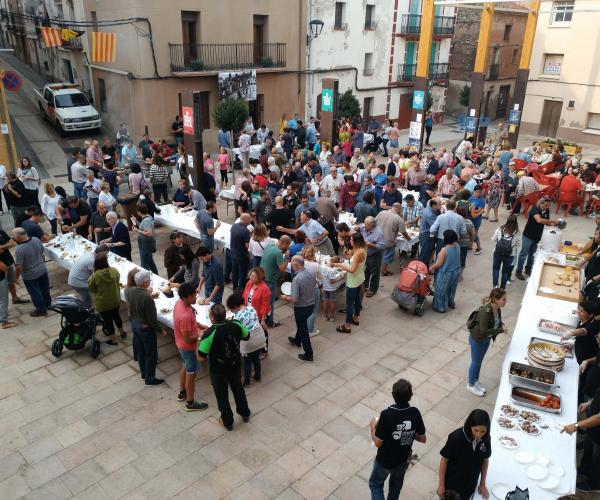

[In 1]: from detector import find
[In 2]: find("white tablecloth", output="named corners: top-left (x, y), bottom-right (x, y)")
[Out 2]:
top-left (232, 145), bottom-right (262, 160)
top-left (474, 250), bottom-right (578, 498)
top-left (154, 204), bottom-right (232, 249)
top-left (219, 186), bottom-right (236, 201)
top-left (43, 233), bottom-right (212, 329)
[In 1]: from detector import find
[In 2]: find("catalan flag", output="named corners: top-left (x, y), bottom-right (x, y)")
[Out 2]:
top-left (61, 28), bottom-right (84, 42)
top-left (91, 32), bottom-right (117, 63)
top-left (40, 27), bottom-right (62, 48)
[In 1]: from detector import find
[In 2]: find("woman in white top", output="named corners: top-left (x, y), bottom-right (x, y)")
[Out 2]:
top-left (98, 182), bottom-right (116, 211)
top-left (17, 157), bottom-right (40, 206)
top-left (249, 223), bottom-right (276, 268)
top-left (300, 244), bottom-right (324, 337)
top-left (41, 182), bottom-right (61, 234)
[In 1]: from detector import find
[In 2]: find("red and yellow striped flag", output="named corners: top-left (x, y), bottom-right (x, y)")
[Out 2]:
top-left (40, 27), bottom-right (62, 48)
top-left (91, 32), bottom-right (117, 63)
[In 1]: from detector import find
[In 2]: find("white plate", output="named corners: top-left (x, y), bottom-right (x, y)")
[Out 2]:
top-left (548, 464), bottom-right (565, 477)
top-left (538, 474), bottom-right (560, 490)
top-left (552, 478), bottom-right (571, 495)
top-left (280, 281), bottom-right (292, 296)
top-left (536, 453), bottom-right (550, 466)
top-left (498, 435), bottom-right (519, 449)
top-left (526, 464), bottom-right (548, 481)
top-left (491, 483), bottom-right (511, 499)
top-left (514, 450), bottom-right (535, 464)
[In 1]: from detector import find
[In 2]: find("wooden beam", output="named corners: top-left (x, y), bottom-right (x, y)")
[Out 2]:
top-left (416, 0), bottom-right (435, 78)
top-left (473, 2), bottom-right (495, 73)
top-left (519, 0), bottom-right (541, 69)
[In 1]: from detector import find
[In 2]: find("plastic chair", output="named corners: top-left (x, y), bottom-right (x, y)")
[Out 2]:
top-left (513, 158), bottom-right (527, 170)
top-left (512, 190), bottom-right (542, 217)
top-left (526, 162), bottom-right (539, 174)
top-left (555, 192), bottom-right (585, 217)
top-left (540, 161), bottom-right (557, 175)
top-left (589, 198), bottom-right (600, 214)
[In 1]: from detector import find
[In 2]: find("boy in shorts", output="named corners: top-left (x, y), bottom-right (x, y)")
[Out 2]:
top-left (320, 256), bottom-right (341, 321)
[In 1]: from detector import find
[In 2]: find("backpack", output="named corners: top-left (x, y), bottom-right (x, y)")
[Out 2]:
top-left (494, 230), bottom-right (513, 257)
top-left (467, 309), bottom-right (479, 330)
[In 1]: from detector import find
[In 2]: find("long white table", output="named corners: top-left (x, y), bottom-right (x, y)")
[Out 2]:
top-left (474, 249), bottom-right (578, 498)
top-left (43, 233), bottom-right (212, 329)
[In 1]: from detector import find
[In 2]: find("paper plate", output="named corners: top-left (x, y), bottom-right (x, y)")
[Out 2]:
top-left (514, 451), bottom-right (535, 464)
top-left (281, 282), bottom-right (292, 296)
top-left (538, 474), bottom-right (560, 490)
top-left (548, 464), bottom-right (565, 477)
top-left (552, 478), bottom-right (571, 495)
top-left (536, 454), bottom-right (550, 466)
top-left (526, 464), bottom-right (548, 481)
top-left (498, 435), bottom-right (519, 449)
top-left (491, 483), bottom-right (511, 499)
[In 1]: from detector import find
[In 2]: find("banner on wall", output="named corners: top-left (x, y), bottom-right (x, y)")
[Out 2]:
top-left (218, 70), bottom-right (257, 101)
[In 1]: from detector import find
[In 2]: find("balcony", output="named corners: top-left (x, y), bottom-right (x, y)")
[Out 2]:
top-left (397, 14), bottom-right (455, 37)
top-left (489, 63), bottom-right (500, 80)
top-left (397, 62), bottom-right (449, 83)
top-left (169, 42), bottom-right (286, 72)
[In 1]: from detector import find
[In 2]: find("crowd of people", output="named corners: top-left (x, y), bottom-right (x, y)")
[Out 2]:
top-left (2, 114), bottom-right (600, 498)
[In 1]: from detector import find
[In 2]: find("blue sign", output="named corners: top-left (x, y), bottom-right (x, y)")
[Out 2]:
top-left (465, 116), bottom-right (478, 133)
top-left (480, 116), bottom-right (490, 127)
top-left (508, 110), bottom-right (521, 125)
top-left (408, 137), bottom-right (421, 147)
top-left (412, 90), bottom-right (425, 110)
top-left (2, 71), bottom-right (22, 92)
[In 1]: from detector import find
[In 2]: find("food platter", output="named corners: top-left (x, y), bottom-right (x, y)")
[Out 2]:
top-left (537, 262), bottom-right (581, 302)
top-left (497, 416), bottom-right (518, 431)
top-left (508, 361), bottom-right (556, 392)
top-left (519, 421), bottom-right (542, 436)
top-left (511, 386), bottom-right (561, 414)
top-left (514, 451), bottom-right (535, 464)
top-left (491, 483), bottom-right (512, 499)
top-left (498, 435), bottom-right (519, 449)
top-left (538, 319), bottom-right (573, 336)
top-left (526, 464), bottom-right (547, 480)
top-left (527, 342), bottom-right (565, 371)
top-left (500, 404), bottom-right (520, 418)
top-left (529, 336), bottom-right (573, 358)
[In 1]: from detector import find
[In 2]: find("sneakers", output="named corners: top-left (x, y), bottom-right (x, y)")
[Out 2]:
top-left (145, 378), bottom-right (165, 386)
top-left (309, 330), bottom-right (320, 337)
top-left (515, 271), bottom-right (525, 281)
top-left (177, 390), bottom-right (187, 402)
top-left (185, 400), bottom-right (208, 412)
top-left (474, 381), bottom-right (486, 394)
top-left (466, 384), bottom-right (485, 397)
top-left (474, 249), bottom-right (482, 255)
top-left (506, 280), bottom-right (512, 286)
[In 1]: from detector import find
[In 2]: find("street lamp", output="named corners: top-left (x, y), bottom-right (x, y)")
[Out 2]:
top-left (307, 19), bottom-right (324, 45)
top-left (306, 18), bottom-right (324, 119)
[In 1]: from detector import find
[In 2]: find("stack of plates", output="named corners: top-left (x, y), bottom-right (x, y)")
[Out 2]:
top-left (528, 342), bottom-right (565, 371)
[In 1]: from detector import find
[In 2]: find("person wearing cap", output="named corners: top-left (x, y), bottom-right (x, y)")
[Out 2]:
top-left (164, 231), bottom-right (192, 280)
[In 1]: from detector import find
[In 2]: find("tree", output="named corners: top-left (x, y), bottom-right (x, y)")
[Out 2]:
top-left (212, 98), bottom-right (248, 134)
top-left (459, 85), bottom-right (470, 108)
top-left (337, 89), bottom-right (361, 119)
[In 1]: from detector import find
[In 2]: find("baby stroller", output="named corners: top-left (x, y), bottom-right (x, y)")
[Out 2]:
top-left (364, 134), bottom-right (384, 154)
top-left (390, 260), bottom-right (432, 317)
top-left (50, 295), bottom-right (102, 358)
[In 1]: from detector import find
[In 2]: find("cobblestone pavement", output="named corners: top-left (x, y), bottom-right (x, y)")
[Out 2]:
top-left (1, 198), bottom-right (598, 500)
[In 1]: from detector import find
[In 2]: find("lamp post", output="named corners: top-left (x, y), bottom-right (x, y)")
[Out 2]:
top-left (306, 18), bottom-right (324, 119)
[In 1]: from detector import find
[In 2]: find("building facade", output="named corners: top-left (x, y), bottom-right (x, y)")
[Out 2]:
top-left (307, 0), bottom-right (455, 129)
top-left (521, 0), bottom-right (600, 144)
top-left (446, 3), bottom-right (527, 121)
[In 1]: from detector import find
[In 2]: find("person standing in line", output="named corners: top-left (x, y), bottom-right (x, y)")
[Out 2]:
top-left (101, 211), bottom-right (132, 261)
top-left (132, 203), bottom-right (158, 274)
top-left (12, 228), bottom-right (51, 317)
top-left (282, 255), bottom-right (317, 362)
top-left (17, 157), bottom-right (41, 206)
top-left (83, 170), bottom-right (101, 213)
top-left (5, 173), bottom-right (28, 225)
top-left (164, 231), bottom-right (190, 280)
top-left (40, 183), bottom-right (61, 235)
top-left (424, 112), bottom-right (433, 146)
top-left (196, 246), bottom-right (225, 305)
top-left (369, 379), bottom-right (427, 500)
top-left (418, 199), bottom-right (441, 266)
top-left (491, 215), bottom-right (520, 289)
top-left (88, 202), bottom-right (110, 244)
top-left (238, 130), bottom-right (251, 170)
top-left (172, 283), bottom-right (209, 412)
top-left (197, 303), bottom-right (251, 431)
top-left (360, 216), bottom-right (385, 297)
top-left (429, 230), bottom-right (461, 313)
top-left (466, 288), bottom-right (507, 397)
top-left (195, 202), bottom-right (221, 253)
top-left (68, 245), bottom-right (109, 309)
top-left (148, 154), bottom-right (170, 204)
top-left (376, 203), bottom-right (410, 277)
top-left (125, 270), bottom-right (165, 386)
top-left (261, 235), bottom-right (291, 329)
top-left (230, 213), bottom-right (252, 292)
top-left (437, 409), bottom-right (491, 500)
top-left (429, 199), bottom-right (466, 254)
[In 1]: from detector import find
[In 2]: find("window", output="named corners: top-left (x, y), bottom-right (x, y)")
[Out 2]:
top-left (552, 1), bottom-right (574, 23)
top-left (97, 78), bottom-right (107, 112)
top-left (365, 5), bottom-right (376, 30)
top-left (512, 48), bottom-right (519, 65)
top-left (542, 54), bottom-right (563, 75)
top-left (363, 97), bottom-right (374, 118)
top-left (364, 53), bottom-right (374, 76)
top-left (503, 24), bottom-right (512, 41)
top-left (334, 2), bottom-right (346, 29)
top-left (588, 113), bottom-right (600, 131)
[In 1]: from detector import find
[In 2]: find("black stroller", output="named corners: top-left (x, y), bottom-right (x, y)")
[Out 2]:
top-left (364, 133), bottom-right (384, 154)
top-left (50, 295), bottom-right (102, 358)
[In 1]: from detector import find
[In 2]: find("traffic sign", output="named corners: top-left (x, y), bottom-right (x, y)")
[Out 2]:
top-left (2, 71), bottom-right (22, 92)
top-left (480, 116), bottom-right (490, 127)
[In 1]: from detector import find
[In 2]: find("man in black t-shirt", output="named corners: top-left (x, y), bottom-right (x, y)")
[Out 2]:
top-left (21, 208), bottom-right (53, 242)
top-left (58, 197), bottom-right (91, 237)
top-left (516, 197), bottom-right (559, 279)
top-left (267, 196), bottom-right (293, 238)
top-left (171, 115), bottom-right (183, 145)
top-left (369, 379), bottom-right (426, 499)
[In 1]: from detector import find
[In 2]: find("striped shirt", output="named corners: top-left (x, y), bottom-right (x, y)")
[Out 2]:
top-left (291, 269), bottom-right (317, 308)
top-left (438, 174), bottom-right (459, 196)
top-left (149, 164), bottom-right (169, 184)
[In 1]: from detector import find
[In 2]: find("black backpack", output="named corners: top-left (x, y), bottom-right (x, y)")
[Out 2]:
top-left (494, 230), bottom-right (513, 257)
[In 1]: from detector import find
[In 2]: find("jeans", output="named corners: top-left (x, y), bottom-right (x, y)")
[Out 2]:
top-left (468, 335), bottom-right (491, 386)
top-left (252, 255), bottom-right (262, 268)
top-left (205, 286), bottom-right (224, 305)
top-left (307, 287), bottom-right (321, 333)
top-left (0, 278), bottom-right (8, 322)
top-left (243, 349), bottom-right (262, 384)
top-left (49, 218), bottom-right (58, 235)
top-left (209, 366), bottom-right (251, 428)
top-left (294, 305), bottom-right (314, 358)
top-left (368, 459), bottom-right (408, 500)
top-left (231, 257), bottom-right (249, 291)
top-left (425, 126), bottom-right (432, 145)
top-left (131, 318), bottom-right (158, 381)
top-left (224, 249), bottom-right (232, 281)
top-left (419, 236), bottom-right (435, 265)
top-left (346, 285), bottom-right (362, 324)
top-left (516, 235), bottom-right (538, 274)
top-left (472, 217), bottom-right (482, 245)
top-left (23, 273), bottom-right (51, 314)
top-left (73, 182), bottom-right (84, 199)
top-left (266, 280), bottom-right (277, 326)
top-left (140, 248), bottom-right (159, 274)
top-left (152, 183), bottom-right (169, 204)
top-left (365, 252), bottom-right (383, 293)
top-left (72, 286), bottom-right (93, 310)
top-left (493, 253), bottom-right (514, 288)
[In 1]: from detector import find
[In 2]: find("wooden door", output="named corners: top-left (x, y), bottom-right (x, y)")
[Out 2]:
top-left (253, 22), bottom-right (264, 63)
top-left (181, 12), bottom-right (197, 64)
top-left (538, 100), bottom-right (562, 138)
top-left (495, 85), bottom-right (510, 119)
top-left (398, 93), bottom-right (412, 129)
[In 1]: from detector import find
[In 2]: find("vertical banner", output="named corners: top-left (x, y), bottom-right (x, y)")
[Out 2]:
top-left (91, 32), bottom-right (117, 63)
top-left (182, 106), bottom-right (194, 135)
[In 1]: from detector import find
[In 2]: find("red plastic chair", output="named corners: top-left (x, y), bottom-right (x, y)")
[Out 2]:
top-left (589, 198), bottom-right (600, 214)
top-left (555, 191), bottom-right (585, 217)
top-left (512, 190), bottom-right (542, 217)
top-left (526, 162), bottom-right (539, 174)
top-left (513, 158), bottom-right (527, 171)
top-left (540, 161), bottom-right (557, 174)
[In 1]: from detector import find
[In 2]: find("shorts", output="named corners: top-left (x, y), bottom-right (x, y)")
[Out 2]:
top-left (6, 264), bottom-right (15, 285)
top-left (322, 290), bottom-right (337, 301)
top-left (383, 246), bottom-right (396, 264)
top-left (178, 348), bottom-right (200, 374)
top-left (389, 140), bottom-right (399, 148)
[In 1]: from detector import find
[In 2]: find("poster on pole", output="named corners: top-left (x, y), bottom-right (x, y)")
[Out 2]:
top-left (321, 89), bottom-right (334, 112)
top-left (408, 121), bottom-right (422, 146)
top-left (465, 117), bottom-right (479, 133)
top-left (218, 70), bottom-right (257, 101)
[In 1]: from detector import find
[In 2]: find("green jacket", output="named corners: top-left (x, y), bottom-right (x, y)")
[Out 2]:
top-left (88, 267), bottom-right (121, 312)
top-left (469, 304), bottom-right (503, 343)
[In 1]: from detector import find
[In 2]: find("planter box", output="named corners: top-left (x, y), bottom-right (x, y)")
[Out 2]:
top-left (539, 142), bottom-right (582, 155)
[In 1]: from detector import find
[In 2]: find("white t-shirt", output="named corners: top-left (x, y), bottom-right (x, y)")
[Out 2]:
top-left (249, 237), bottom-right (276, 257)
top-left (99, 191), bottom-right (116, 210)
top-left (0, 164), bottom-right (7, 189)
top-left (41, 193), bottom-right (61, 221)
top-left (321, 174), bottom-right (344, 203)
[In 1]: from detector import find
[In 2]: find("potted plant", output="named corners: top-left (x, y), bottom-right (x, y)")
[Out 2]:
top-left (260, 56), bottom-right (274, 68)
top-left (189, 60), bottom-right (205, 71)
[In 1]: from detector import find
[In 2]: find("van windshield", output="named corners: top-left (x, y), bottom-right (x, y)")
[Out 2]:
top-left (55, 93), bottom-right (90, 108)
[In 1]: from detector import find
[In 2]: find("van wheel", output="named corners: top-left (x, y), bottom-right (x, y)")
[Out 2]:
top-left (55, 121), bottom-right (66, 137)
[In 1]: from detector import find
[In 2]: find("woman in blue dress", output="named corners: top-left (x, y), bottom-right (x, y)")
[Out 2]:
top-left (429, 229), bottom-right (461, 313)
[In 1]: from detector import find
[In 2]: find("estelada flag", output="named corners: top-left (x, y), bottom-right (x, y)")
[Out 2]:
top-left (40, 27), bottom-right (62, 48)
top-left (61, 28), bottom-right (84, 42)
top-left (91, 32), bottom-right (117, 63)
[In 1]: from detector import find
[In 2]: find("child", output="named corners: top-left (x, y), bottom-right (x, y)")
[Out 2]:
top-left (321, 256), bottom-right (341, 321)
top-left (226, 293), bottom-right (266, 387)
top-left (218, 147), bottom-right (229, 187)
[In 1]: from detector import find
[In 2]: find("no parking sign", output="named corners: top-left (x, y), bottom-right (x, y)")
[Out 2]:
top-left (2, 71), bottom-right (22, 92)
